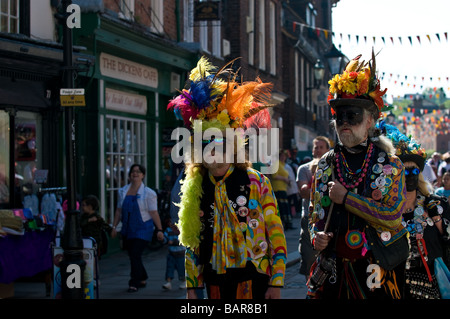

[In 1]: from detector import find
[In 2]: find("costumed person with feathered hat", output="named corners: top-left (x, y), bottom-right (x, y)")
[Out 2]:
top-left (307, 50), bottom-right (409, 299)
top-left (379, 122), bottom-right (450, 299)
top-left (167, 57), bottom-right (287, 299)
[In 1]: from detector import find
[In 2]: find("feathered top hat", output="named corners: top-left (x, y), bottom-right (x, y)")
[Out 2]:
top-left (167, 56), bottom-right (273, 132)
top-left (377, 121), bottom-right (427, 171)
top-left (327, 49), bottom-right (388, 119)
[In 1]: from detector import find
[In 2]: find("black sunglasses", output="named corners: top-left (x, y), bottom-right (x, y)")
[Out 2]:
top-left (334, 107), bottom-right (364, 126)
top-left (405, 167), bottom-right (420, 176)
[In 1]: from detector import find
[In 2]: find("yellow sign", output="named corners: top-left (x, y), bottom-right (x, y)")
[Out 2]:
top-left (60, 88), bottom-right (86, 106)
top-left (60, 95), bottom-right (86, 106)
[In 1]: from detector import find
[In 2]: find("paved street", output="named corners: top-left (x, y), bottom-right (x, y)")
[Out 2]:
top-left (11, 215), bottom-right (308, 300)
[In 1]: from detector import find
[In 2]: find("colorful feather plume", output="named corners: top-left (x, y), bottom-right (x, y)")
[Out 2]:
top-left (167, 56), bottom-right (274, 131)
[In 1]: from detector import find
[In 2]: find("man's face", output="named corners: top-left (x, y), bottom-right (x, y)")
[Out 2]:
top-left (312, 140), bottom-right (329, 159)
top-left (334, 106), bottom-right (371, 148)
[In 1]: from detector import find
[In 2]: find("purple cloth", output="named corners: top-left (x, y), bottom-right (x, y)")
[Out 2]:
top-left (0, 229), bottom-right (54, 283)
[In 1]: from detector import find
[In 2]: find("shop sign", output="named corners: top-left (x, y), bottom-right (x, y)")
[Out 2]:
top-left (100, 53), bottom-right (158, 88)
top-left (60, 88), bottom-right (86, 106)
top-left (105, 88), bottom-right (147, 115)
top-left (194, 1), bottom-right (220, 21)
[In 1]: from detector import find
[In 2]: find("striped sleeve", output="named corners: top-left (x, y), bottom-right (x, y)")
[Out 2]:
top-left (345, 155), bottom-right (406, 230)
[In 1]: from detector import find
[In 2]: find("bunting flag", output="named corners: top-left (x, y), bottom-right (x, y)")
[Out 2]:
top-left (291, 21), bottom-right (448, 47)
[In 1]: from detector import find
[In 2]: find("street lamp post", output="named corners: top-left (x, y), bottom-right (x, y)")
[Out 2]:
top-left (58, 0), bottom-right (85, 299)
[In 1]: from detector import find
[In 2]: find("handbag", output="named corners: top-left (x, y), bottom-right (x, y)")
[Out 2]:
top-left (434, 256), bottom-right (450, 299)
top-left (364, 225), bottom-right (409, 271)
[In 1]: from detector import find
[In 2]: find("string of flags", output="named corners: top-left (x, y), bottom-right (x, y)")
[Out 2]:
top-left (292, 21), bottom-right (449, 46)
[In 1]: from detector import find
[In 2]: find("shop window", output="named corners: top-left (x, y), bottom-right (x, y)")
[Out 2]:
top-left (0, 0), bottom-right (19, 33)
top-left (0, 111), bottom-right (10, 208)
top-left (105, 116), bottom-right (146, 223)
top-left (14, 111), bottom-right (42, 210)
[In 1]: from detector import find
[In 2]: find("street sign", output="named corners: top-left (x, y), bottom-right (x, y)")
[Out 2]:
top-left (60, 88), bottom-right (86, 106)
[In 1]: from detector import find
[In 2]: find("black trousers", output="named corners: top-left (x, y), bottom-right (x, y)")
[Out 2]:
top-left (126, 238), bottom-right (149, 287)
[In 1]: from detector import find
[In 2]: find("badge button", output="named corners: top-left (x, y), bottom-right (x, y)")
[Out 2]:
top-left (372, 189), bottom-right (382, 201)
top-left (239, 222), bottom-right (248, 232)
top-left (437, 205), bottom-right (443, 215)
top-left (316, 169), bottom-right (323, 180)
top-left (391, 167), bottom-right (398, 175)
top-left (248, 199), bottom-right (258, 209)
top-left (252, 245), bottom-right (262, 255)
top-left (318, 158), bottom-right (327, 169)
top-left (372, 163), bottom-right (383, 174)
top-left (380, 231), bottom-right (391, 241)
top-left (249, 209), bottom-right (259, 219)
top-left (427, 218), bottom-right (434, 226)
top-left (321, 174), bottom-right (329, 184)
top-left (375, 176), bottom-right (386, 187)
top-left (236, 195), bottom-right (247, 206)
top-left (382, 165), bottom-right (393, 175)
top-left (259, 241), bottom-right (268, 252)
top-left (384, 177), bottom-right (393, 187)
top-left (414, 206), bottom-right (424, 216)
top-left (249, 219), bottom-right (259, 229)
top-left (321, 196), bottom-right (331, 207)
top-left (377, 156), bottom-right (385, 163)
top-left (318, 208), bottom-right (325, 220)
top-left (237, 206), bottom-right (249, 217)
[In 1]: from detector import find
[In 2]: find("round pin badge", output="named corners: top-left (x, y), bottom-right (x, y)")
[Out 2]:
top-left (381, 231), bottom-right (391, 241)
top-left (259, 241), bottom-right (268, 251)
top-left (375, 176), bottom-right (386, 187)
top-left (318, 158), bottom-right (327, 169)
top-left (391, 167), bottom-right (398, 175)
top-left (414, 206), bottom-right (424, 216)
top-left (384, 177), bottom-right (393, 187)
top-left (249, 219), bottom-right (259, 229)
top-left (252, 245), bottom-right (262, 255)
top-left (248, 199), bottom-right (258, 209)
top-left (377, 156), bottom-right (385, 163)
top-left (239, 222), bottom-right (248, 232)
top-left (237, 206), bottom-right (249, 217)
top-left (372, 189), bottom-right (382, 200)
top-left (321, 196), bottom-right (331, 207)
top-left (427, 218), bottom-right (434, 226)
top-left (437, 205), bottom-right (443, 215)
top-left (318, 209), bottom-right (325, 220)
top-left (236, 195), bottom-right (247, 207)
top-left (382, 165), bottom-right (393, 175)
top-left (372, 163), bottom-right (383, 174)
top-left (321, 174), bottom-right (329, 184)
top-left (249, 209), bottom-right (259, 219)
top-left (316, 169), bottom-right (323, 180)
top-left (378, 152), bottom-right (386, 158)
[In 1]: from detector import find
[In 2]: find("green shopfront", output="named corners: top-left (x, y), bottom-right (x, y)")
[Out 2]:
top-left (73, 13), bottom-right (196, 231)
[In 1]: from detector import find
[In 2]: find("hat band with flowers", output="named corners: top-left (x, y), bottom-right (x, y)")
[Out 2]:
top-left (327, 49), bottom-right (388, 119)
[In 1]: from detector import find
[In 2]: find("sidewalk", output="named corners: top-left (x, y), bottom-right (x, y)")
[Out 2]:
top-left (11, 216), bottom-right (308, 299)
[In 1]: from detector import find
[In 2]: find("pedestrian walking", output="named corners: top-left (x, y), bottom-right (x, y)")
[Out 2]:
top-left (111, 164), bottom-right (164, 293)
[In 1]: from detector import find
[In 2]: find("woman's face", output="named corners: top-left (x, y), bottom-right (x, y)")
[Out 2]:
top-left (129, 166), bottom-right (144, 183)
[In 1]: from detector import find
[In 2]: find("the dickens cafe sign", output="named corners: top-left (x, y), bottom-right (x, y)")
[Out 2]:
top-left (100, 53), bottom-right (158, 88)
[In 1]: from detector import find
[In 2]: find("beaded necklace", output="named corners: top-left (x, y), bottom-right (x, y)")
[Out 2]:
top-left (336, 142), bottom-right (374, 189)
